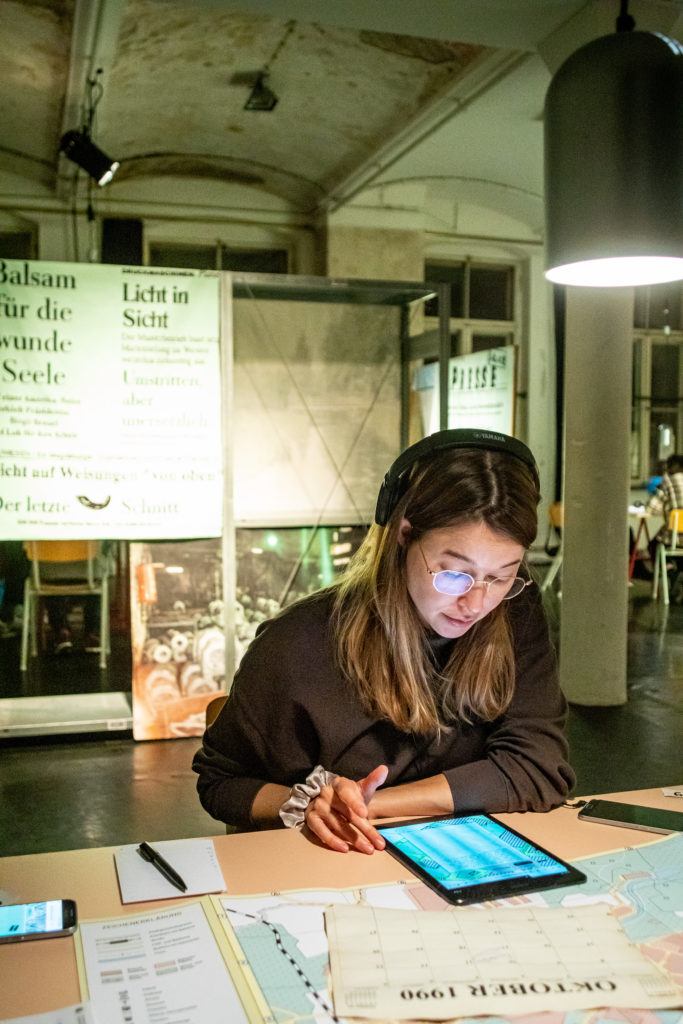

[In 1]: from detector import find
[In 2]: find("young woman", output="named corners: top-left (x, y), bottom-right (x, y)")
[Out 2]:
top-left (193, 429), bottom-right (575, 854)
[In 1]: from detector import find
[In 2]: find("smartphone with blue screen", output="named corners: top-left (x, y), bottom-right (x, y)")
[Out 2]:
top-left (0, 899), bottom-right (77, 944)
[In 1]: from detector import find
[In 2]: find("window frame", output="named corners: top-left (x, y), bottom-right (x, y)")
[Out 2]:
top-left (632, 329), bottom-right (683, 483)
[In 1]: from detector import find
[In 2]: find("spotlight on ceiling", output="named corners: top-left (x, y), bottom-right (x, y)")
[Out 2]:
top-left (544, 14), bottom-right (683, 287)
top-left (59, 129), bottom-right (120, 186)
top-left (244, 73), bottom-right (278, 112)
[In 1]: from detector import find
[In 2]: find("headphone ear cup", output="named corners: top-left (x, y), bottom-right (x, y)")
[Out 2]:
top-left (374, 476), bottom-right (394, 527)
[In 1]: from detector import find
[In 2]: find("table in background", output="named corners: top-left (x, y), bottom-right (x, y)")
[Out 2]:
top-left (628, 508), bottom-right (663, 579)
top-left (0, 786), bottom-right (679, 1020)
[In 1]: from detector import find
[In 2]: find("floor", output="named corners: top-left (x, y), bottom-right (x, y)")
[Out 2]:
top-left (1, 579), bottom-right (682, 859)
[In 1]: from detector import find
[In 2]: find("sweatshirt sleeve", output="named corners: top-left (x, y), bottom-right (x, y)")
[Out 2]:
top-left (442, 585), bottom-right (576, 813)
top-left (192, 595), bottom-right (333, 829)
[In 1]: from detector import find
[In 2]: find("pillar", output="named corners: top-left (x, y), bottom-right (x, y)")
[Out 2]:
top-left (559, 286), bottom-right (633, 705)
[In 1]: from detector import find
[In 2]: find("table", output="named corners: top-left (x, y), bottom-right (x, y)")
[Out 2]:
top-left (0, 786), bottom-right (679, 1021)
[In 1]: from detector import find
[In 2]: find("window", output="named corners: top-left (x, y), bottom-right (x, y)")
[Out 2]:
top-left (148, 242), bottom-right (288, 273)
top-left (631, 282), bottom-right (683, 481)
top-left (148, 243), bottom-right (218, 269)
top-left (407, 259), bottom-right (518, 438)
top-left (424, 261), bottom-right (514, 323)
top-left (423, 260), bottom-right (516, 357)
top-left (0, 232), bottom-right (35, 259)
top-left (634, 282), bottom-right (682, 332)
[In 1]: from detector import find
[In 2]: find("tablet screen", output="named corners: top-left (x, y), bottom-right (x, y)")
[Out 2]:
top-left (377, 813), bottom-right (586, 905)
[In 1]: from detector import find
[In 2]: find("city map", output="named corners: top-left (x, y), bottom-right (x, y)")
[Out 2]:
top-left (214, 831), bottom-right (683, 1024)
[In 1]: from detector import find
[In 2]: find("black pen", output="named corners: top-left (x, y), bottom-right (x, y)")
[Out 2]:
top-left (137, 842), bottom-right (187, 892)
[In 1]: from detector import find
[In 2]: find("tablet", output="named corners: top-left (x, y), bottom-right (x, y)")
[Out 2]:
top-left (376, 813), bottom-right (586, 905)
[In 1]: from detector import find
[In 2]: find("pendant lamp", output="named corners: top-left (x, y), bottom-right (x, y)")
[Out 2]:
top-left (544, 14), bottom-right (683, 287)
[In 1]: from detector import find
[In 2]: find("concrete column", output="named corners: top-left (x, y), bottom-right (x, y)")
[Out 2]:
top-left (559, 286), bottom-right (633, 706)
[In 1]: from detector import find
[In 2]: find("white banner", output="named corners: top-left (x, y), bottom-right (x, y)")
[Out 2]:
top-left (448, 347), bottom-right (516, 432)
top-left (412, 347), bottom-right (515, 436)
top-left (0, 260), bottom-right (222, 539)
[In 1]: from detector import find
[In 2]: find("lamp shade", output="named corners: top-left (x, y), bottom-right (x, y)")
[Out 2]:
top-left (544, 31), bottom-right (683, 287)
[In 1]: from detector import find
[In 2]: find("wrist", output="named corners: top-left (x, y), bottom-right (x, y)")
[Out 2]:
top-left (279, 765), bottom-right (339, 828)
top-left (366, 787), bottom-right (392, 820)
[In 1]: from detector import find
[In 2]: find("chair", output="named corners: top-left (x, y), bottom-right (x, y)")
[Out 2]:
top-left (205, 693), bottom-right (227, 727)
top-left (541, 501), bottom-right (564, 592)
top-left (20, 541), bottom-right (110, 671)
top-left (651, 510), bottom-right (683, 605)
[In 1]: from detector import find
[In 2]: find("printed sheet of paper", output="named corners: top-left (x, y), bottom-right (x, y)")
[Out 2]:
top-left (76, 900), bottom-right (248, 1024)
top-left (114, 838), bottom-right (226, 902)
top-left (0, 1003), bottom-right (95, 1024)
top-left (324, 903), bottom-right (683, 1020)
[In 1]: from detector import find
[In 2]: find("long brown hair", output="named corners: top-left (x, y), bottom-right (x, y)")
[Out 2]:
top-left (331, 446), bottom-right (540, 734)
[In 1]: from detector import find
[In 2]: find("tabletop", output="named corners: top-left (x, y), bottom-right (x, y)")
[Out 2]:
top-left (0, 786), bottom-right (680, 1020)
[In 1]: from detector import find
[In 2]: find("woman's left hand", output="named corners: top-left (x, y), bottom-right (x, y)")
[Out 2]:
top-left (304, 764), bottom-right (389, 854)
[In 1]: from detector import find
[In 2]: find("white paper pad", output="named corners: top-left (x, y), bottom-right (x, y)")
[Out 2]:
top-left (114, 838), bottom-right (226, 903)
top-left (325, 903), bottom-right (683, 1020)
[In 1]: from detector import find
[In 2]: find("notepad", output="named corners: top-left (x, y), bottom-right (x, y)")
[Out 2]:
top-left (114, 838), bottom-right (226, 903)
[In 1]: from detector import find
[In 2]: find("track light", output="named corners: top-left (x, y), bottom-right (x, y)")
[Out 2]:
top-left (244, 73), bottom-right (278, 111)
top-left (544, 19), bottom-right (683, 287)
top-left (60, 129), bottom-right (120, 186)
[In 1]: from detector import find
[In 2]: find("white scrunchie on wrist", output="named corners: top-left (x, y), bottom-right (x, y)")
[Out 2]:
top-left (279, 764), bottom-right (339, 828)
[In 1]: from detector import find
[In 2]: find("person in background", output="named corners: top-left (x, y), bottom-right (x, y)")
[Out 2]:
top-left (0, 542), bottom-right (29, 638)
top-left (43, 594), bottom-right (101, 655)
top-left (193, 429), bottom-right (575, 854)
top-left (646, 453), bottom-right (683, 551)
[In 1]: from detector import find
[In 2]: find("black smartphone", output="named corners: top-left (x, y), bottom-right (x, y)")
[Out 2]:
top-left (577, 798), bottom-right (683, 834)
top-left (376, 813), bottom-right (586, 906)
top-left (0, 899), bottom-right (78, 944)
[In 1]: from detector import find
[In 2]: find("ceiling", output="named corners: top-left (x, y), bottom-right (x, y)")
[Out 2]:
top-left (2, 0), bottom-right (683, 237)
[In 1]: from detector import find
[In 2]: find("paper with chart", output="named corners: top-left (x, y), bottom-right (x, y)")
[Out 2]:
top-left (76, 900), bottom-right (248, 1024)
top-left (214, 831), bottom-right (683, 1024)
top-left (324, 902), bottom-right (682, 1019)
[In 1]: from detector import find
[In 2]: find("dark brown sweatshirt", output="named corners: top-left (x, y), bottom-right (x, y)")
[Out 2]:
top-left (193, 585), bottom-right (575, 830)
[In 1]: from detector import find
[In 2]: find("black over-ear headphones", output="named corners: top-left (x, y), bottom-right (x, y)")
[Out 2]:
top-left (374, 428), bottom-right (538, 526)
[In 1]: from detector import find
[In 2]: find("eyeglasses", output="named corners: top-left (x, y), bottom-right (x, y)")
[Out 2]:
top-left (417, 540), bottom-right (532, 600)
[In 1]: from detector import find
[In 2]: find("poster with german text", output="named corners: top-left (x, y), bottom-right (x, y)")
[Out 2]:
top-left (412, 347), bottom-right (515, 436)
top-left (0, 259), bottom-right (221, 539)
top-left (448, 347), bottom-right (515, 433)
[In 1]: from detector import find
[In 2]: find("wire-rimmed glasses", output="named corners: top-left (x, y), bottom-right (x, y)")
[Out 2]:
top-left (417, 540), bottom-right (531, 600)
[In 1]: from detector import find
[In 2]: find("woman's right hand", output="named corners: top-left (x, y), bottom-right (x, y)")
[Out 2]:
top-left (304, 764), bottom-right (388, 854)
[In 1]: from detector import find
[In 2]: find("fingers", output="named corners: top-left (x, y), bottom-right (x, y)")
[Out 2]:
top-left (304, 792), bottom-right (385, 855)
top-left (330, 777), bottom-right (369, 819)
top-left (359, 764), bottom-right (389, 801)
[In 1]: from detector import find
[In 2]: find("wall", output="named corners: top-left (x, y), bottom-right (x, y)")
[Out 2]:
top-left (0, 173), bottom-right (557, 525)
top-left (325, 226), bottom-right (424, 281)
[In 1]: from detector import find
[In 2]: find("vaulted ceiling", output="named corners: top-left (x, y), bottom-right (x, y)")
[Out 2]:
top-left (2, 0), bottom-right (683, 235)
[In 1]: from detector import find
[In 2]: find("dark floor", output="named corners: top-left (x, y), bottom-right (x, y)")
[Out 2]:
top-left (1, 580), bottom-right (682, 858)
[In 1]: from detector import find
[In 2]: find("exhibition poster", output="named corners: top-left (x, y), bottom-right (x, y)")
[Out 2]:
top-left (129, 539), bottom-right (225, 740)
top-left (413, 347), bottom-right (516, 435)
top-left (0, 258), bottom-right (222, 539)
top-left (448, 347), bottom-right (516, 432)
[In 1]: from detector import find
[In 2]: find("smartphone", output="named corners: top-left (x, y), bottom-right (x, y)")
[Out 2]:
top-left (0, 899), bottom-right (78, 944)
top-left (578, 799), bottom-right (683, 835)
